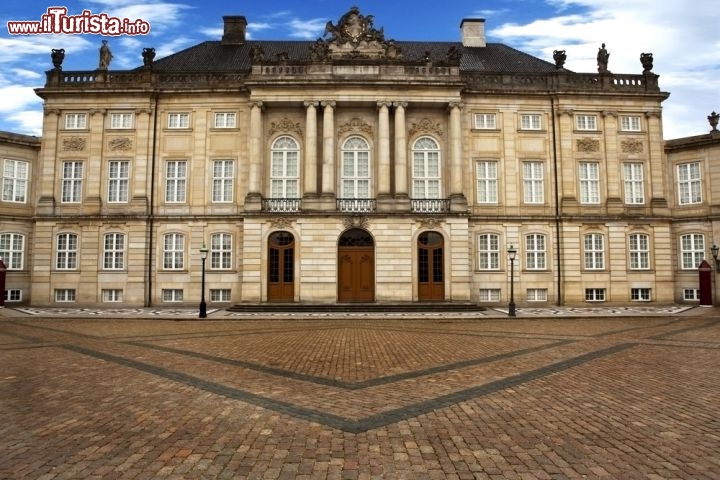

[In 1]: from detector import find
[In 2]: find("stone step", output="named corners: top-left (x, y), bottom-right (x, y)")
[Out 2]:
top-left (227, 302), bottom-right (486, 313)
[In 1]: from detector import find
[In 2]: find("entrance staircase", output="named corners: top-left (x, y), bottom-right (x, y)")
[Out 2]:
top-left (226, 302), bottom-right (486, 313)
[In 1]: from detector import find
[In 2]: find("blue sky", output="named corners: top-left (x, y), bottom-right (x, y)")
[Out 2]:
top-left (2, 0), bottom-right (719, 139)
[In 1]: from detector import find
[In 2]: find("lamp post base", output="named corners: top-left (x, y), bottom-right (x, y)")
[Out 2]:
top-left (508, 302), bottom-right (516, 317)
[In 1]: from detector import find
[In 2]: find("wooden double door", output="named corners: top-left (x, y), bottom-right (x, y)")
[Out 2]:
top-left (267, 231), bottom-right (295, 302)
top-left (338, 229), bottom-right (375, 302)
top-left (418, 231), bottom-right (445, 301)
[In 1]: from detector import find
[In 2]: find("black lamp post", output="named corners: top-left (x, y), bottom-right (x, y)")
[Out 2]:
top-left (712, 244), bottom-right (720, 270)
top-left (199, 243), bottom-right (208, 318)
top-left (507, 244), bottom-right (517, 317)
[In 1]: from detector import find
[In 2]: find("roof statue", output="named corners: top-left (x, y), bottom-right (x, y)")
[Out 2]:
top-left (321, 6), bottom-right (397, 60)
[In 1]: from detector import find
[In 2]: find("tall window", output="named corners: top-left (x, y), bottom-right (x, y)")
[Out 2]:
top-left (525, 234), bottom-right (546, 270)
top-left (64, 113), bottom-right (87, 130)
top-left (165, 161), bottom-right (187, 203)
top-left (2, 159), bottom-right (28, 203)
top-left (576, 115), bottom-right (597, 131)
top-left (477, 233), bottom-right (500, 270)
top-left (677, 163), bottom-right (702, 205)
top-left (623, 163), bottom-right (644, 204)
top-left (214, 112), bottom-right (236, 128)
top-left (103, 233), bottom-right (125, 270)
top-left (412, 137), bottom-right (441, 199)
top-left (341, 136), bottom-right (371, 198)
top-left (680, 234), bottom-right (704, 269)
top-left (476, 161), bottom-right (497, 204)
top-left (270, 136), bottom-right (300, 198)
top-left (167, 113), bottom-right (189, 129)
top-left (520, 114), bottom-right (542, 130)
top-left (211, 233), bottom-right (232, 270)
top-left (474, 113), bottom-right (496, 130)
top-left (579, 162), bottom-right (600, 204)
top-left (110, 113), bottom-right (133, 129)
top-left (584, 233), bottom-right (605, 269)
top-left (56, 233), bottom-right (78, 270)
top-left (61, 161), bottom-right (83, 203)
top-left (620, 115), bottom-right (641, 132)
top-left (0, 233), bottom-right (24, 269)
top-left (628, 233), bottom-right (650, 270)
top-left (212, 160), bottom-right (234, 202)
top-left (108, 160), bottom-right (129, 203)
top-left (163, 233), bottom-right (184, 270)
top-left (523, 161), bottom-right (544, 204)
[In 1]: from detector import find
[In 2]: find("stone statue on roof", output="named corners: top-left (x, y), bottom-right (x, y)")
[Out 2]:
top-left (597, 43), bottom-right (609, 73)
top-left (99, 40), bottom-right (113, 70)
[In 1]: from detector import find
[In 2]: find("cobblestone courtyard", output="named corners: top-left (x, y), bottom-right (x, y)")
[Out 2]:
top-left (1, 308), bottom-right (719, 479)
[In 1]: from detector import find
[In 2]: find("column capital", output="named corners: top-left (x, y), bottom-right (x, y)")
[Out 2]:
top-left (321, 100), bottom-right (336, 109)
top-left (377, 101), bottom-right (391, 109)
top-left (393, 101), bottom-right (408, 109)
top-left (89, 108), bottom-right (107, 116)
top-left (601, 110), bottom-right (618, 118)
top-left (135, 108), bottom-right (153, 115)
top-left (250, 101), bottom-right (264, 110)
top-left (448, 101), bottom-right (464, 111)
top-left (43, 108), bottom-right (61, 117)
top-left (304, 101), bottom-right (319, 108)
top-left (645, 110), bottom-right (661, 119)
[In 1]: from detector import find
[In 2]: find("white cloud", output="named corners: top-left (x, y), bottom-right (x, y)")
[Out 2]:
top-left (287, 18), bottom-right (327, 40)
top-left (0, 86), bottom-right (43, 113)
top-left (6, 109), bottom-right (43, 137)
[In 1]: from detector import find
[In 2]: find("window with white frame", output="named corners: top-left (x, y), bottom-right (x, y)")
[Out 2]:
top-left (0, 233), bottom-right (24, 269)
top-left (585, 288), bottom-right (606, 301)
top-left (412, 137), bottom-right (441, 199)
top-left (525, 234), bottom-right (546, 270)
top-left (210, 289), bottom-right (231, 302)
top-left (2, 159), bottom-right (28, 203)
top-left (630, 288), bottom-right (651, 301)
top-left (108, 160), bottom-right (129, 203)
top-left (576, 115), bottom-right (597, 131)
top-left (163, 233), bottom-right (184, 270)
top-left (61, 161), bottom-right (83, 203)
top-left (271, 136), bottom-right (300, 198)
top-left (579, 162), bottom-right (600, 204)
top-left (162, 289), bottom-right (184, 302)
top-left (474, 113), bottom-right (497, 130)
top-left (4, 289), bottom-right (22, 302)
top-left (167, 112), bottom-right (189, 129)
top-left (211, 233), bottom-right (232, 270)
top-left (527, 288), bottom-right (548, 301)
top-left (628, 233), bottom-right (650, 270)
top-left (478, 288), bottom-right (501, 302)
top-left (620, 115), bottom-right (641, 132)
top-left (623, 163), bottom-right (645, 204)
top-left (165, 161), bottom-right (187, 203)
top-left (683, 288), bottom-right (700, 301)
top-left (102, 289), bottom-right (123, 302)
top-left (341, 136), bottom-right (371, 199)
top-left (476, 161), bottom-right (497, 204)
top-left (64, 113), bottom-right (87, 130)
top-left (110, 113), bottom-right (133, 129)
top-left (103, 233), bottom-right (125, 270)
top-left (523, 161), bottom-right (544, 204)
top-left (584, 233), bottom-right (605, 269)
top-left (520, 114), bottom-right (542, 130)
top-left (55, 289), bottom-right (76, 302)
top-left (677, 162), bottom-right (702, 205)
top-left (680, 233), bottom-right (704, 270)
top-left (56, 233), bottom-right (78, 270)
top-left (214, 112), bottom-right (236, 128)
top-left (212, 160), bottom-right (234, 203)
top-left (477, 233), bottom-right (500, 270)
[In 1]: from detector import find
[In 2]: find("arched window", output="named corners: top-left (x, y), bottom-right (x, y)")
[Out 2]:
top-left (411, 137), bottom-right (441, 199)
top-left (341, 136), bottom-right (371, 198)
top-left (270, 136), bottom-right (300, 198)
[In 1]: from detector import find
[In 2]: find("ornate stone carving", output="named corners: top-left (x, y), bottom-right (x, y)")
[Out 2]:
top-left (62, 137), bottom-right (87, 151)
top-left (269, 117), bottom-right (302, 136)
top-left (409, 118), bottom-right (443, 138)
top-left (338, 117), bottom-right (373, 136)
top-left (640, 53), bottom-right (653, 73)
top-left (621, 139), bottom-right (643, 154)
top-left (343, 215), bottom-right (369, 230)
top-left (51, 48), bottom-right (65, 70)
top-left (108, 137), bottom-right (133, 151)
top-left (417, 217), bottom-right (444, 229)
top-left (320, 7), bottom-right (401, 61)
top-left (142, 47), bottom-right (156, 67)
top-left (268, 217), bottom-right (293, 229)
top-left (576, 138), bottom-right (600, 153)
top-left (553, 50), bottom-right (566, 70)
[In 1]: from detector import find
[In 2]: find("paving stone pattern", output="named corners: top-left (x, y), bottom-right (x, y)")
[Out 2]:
top-left (1, 312), bottom-right (719, 479)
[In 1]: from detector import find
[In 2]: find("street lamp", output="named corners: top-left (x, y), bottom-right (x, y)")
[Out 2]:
top-left (507, 244), bottom-right (517, 317)
top-left (199, 243), bottom-right (208, 318)
top-left (712, 243), bottom-right (720, 270)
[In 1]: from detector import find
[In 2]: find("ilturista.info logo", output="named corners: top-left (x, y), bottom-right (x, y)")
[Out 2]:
top-left (7, 7), bottom-right (151, 35)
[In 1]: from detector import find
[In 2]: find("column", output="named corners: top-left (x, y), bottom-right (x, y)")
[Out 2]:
top-left (321, 101), bottom-right (336, 197)
top-left (303, 101), bottom-right (318, 197)
top-left (85, 108), bottom-right (106, 214)
top-left (377, 101), bottom-right (391, 197)
top-left (646, 111), bottom-right (668, 211)
top-left (37, 108), bottom-right (61, 214)
top-left (448, 102), bottom-right (467, 210)
top-left (393, 101), bottom-right (408, 199)
top-left (602, 111), bottom-right (622, 212)
top-left (246, 101), bottom-right (263, 208)
top-left (132, 108), bottom-right (152, 213)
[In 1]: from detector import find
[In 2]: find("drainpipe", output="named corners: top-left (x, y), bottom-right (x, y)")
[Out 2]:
top-left (146, 93), bottom-right (158, 307)
top-left (551, 96), bottom-right (562, 306)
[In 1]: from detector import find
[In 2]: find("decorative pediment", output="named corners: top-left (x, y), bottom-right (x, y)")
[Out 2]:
top-left (409, 118), bottom-right (444, 138)
top-left (269, 117), bottom-right (303, 136)
top-left (319, 7), bottom-right (402, 61)
top-left (338, 117), bottom-right (373, 136)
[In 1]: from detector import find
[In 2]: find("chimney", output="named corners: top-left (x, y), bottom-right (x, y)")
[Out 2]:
top-left (460, 18), bottom-right (486, 47)
top-left (222, 16), bottom-right (247, 45)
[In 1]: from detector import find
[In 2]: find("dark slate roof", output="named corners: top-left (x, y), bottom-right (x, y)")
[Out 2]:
top-left (146, 40), bottom-right (557, 74)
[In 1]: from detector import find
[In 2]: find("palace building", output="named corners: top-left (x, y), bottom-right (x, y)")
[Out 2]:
top-left (2, 7), bottom-right (719, 307)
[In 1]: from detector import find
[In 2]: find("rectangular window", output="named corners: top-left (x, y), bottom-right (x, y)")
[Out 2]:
top-left (584, 233), bottom-right (605, 270)
top-left (478, 233), bottom-right (500, 270)
top-left (108, 161), bottom-right (129, 203)
top-left (579, 162), bottom-right (600, 204)
top-left (527, 288), bottom-right (548, 302)
top-left (576, 115), bottom-right (597, 131)
top-left (212, 160), bottom-right (234, 203)
top-left (680, 234), bottom-right (704, 270)
top-left (110, 113), bottom-right (134, 129)
top-left (525, 234), bottom-right (546, 270)
top-left (478, 289), bottom-right (501, 302)
top-left (629, 233), bottom-right (650, 270)
top-left (677, 163), bottom-right (702, 205)
top-left (165, 161), bottom-right (187, 203)
top-left (585, 288), bottom-right (606, 302)
top-left (214, 112), bottom-right (236, 128)
top-left (103, 233), bottom-right (125, 270)
top-left (102, 289), bottom-right (123, 302)
top-left (162, 289), bottom-right (184, 302)
top-left (476, 161), bottom-right (498, 204)
top-left (64, 113), bottom-right (87, 130)
top-left (620, 115), bottom-right (641, 132)
top-left (623, 163), bottom-right (645, 204)
top-left (163, 233), bottom-right (184, 270)
top-left (167, 113), bottom-right (189, 129)
top-left (55, 289), bottom-right (76, 302)
top-left (0, 233), bottom-right (24, 269)
top-left (2, 159), bottom-right (28, 203)
top-left (4, 289), bottom-right (22, 302)
top-left (523, 161), bottom-right (544, 204)
top-left (61, 161), bottom-right (83, 203)
top-left (520, 114), bottom-right (541, 130)
top-left (210, 289), bottom-right (231, 302)
top-left (630, 288), bottom-right (651, 301)
top-left (56, 233), bottom-right (78, 270)
top-left (683, 288), bottom-right (700, 301)
top-left (211, 233), bottom-right (232, 270)
top-left (474, 113), bottom-right (497, 130)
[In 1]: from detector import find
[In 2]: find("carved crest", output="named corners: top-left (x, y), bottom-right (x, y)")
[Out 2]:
top-left (269, 117), bottom-right (303, 136)
top-left (621, 139), bottom-right (644, 154)
top-left (108, 137), bottom-right (132, 151)
top-left (268, 217), bottom-right (293, 229)
top-left (417, 218), bottom-right (444, 229)
top-left (343, 215), bottom-right (369, 230)
top-left (409, 118), bottom-right (444, 138)
top-left (338, 117), bottom-right (373, 136)
top-left (62, 137), bottom-right (87, 151)
top-left (320, 7), bottom-right (400, 61)
top-left (576, 138), bottom-right (600, 153)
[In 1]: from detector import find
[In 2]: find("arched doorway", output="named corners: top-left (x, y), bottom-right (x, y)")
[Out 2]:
top-left (418, 231), bottom-right (444, 301)
top-left (338, 228), bottom-right (375, 302)
top-left (268, 231), bottom-right (294, 302)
